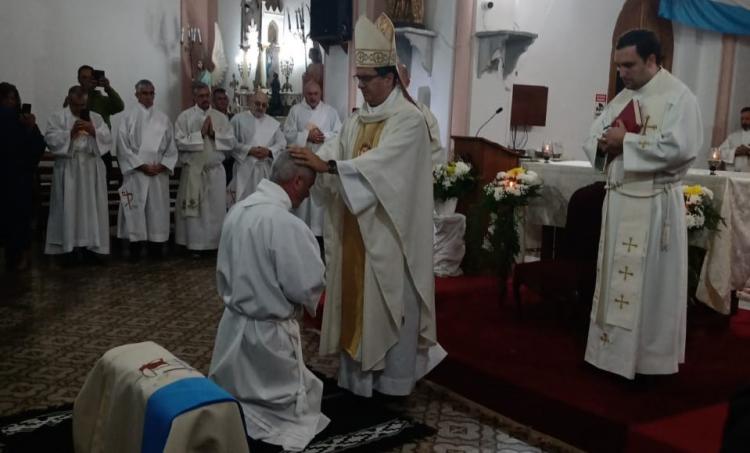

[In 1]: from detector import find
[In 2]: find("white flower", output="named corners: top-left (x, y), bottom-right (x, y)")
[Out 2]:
top-left (702, 187), bottom-right (714, 200)
top-left (454, 161), bottom-right (471, 175)
top-left (482, 237), bottom-right (493, 251)
top-left (489, 213), bottom-right (498, 222)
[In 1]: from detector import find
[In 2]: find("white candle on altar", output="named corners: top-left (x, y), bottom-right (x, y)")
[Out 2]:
top-left (711, 147), bottom-right (720, 161)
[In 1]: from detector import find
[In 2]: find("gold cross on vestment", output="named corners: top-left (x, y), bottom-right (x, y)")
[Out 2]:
top-left (638, 138), bottom-right (649, 148)
top-left (614, 294), bottom-right (630, 310)
top-left (618, 266), bottom-right (634, 281)
top-left (640, 115), bottom-right (658, 134)
top-left (622, 237), bottom-right (638, 253)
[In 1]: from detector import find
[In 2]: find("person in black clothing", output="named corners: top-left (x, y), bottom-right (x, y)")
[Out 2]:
top-left (0, 82), bottom-right (46, 271)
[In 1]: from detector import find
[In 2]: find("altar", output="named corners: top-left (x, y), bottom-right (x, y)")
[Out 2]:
top-left (522, 160), bottom-right (750, 314)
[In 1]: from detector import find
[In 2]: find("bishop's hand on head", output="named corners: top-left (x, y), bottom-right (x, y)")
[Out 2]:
top-left (288, 146), bottom-right (327, 173)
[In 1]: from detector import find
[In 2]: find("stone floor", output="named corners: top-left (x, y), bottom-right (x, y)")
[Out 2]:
top-left (0, 252), bottom-right (580, 452)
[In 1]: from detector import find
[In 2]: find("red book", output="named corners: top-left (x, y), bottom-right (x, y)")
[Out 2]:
top-left (612, 99), bottom-right (642, 133)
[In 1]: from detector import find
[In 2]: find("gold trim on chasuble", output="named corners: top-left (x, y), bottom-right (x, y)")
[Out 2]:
top-left (340, 120), bottom-right (387, 358)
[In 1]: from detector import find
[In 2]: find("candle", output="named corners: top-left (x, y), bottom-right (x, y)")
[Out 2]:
top-left (711, 148), bottom-right (720, 160)
top-left (197, 28), bottom-right (202, 43)
top-left (180, 27), bottom-right (185, 44)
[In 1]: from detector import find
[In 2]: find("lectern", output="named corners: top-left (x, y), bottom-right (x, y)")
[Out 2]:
top-left (451, 136), bottom-right (521, 210)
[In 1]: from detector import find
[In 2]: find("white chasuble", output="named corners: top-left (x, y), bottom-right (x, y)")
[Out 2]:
top-left (44, 109), bottom-right (111, 255)
top-left (116, 104), bottom-right (177, 242)
top-left (283, 100), bottom-right (342, 235)
top-left (582, 69), bottom-right (703, 379)
top-left (228, 112), bottom-right (286, 206)
top-left (209, 180), bottom-right (328, 451)
top-left (174, 106), bottom-right (234, 250)
top-left (315, 88), bottom-right (446, 397)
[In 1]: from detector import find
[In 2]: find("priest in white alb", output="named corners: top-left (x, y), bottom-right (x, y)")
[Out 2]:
top-left (583, 29), bottom-right (702, 379)
top-left (174, 82), bottom-right (234, 251)
top-left (718, 107), bottom-right (750, 172)
top-left (116, 80), bottom-right (177, 250)
top-left (44, 85), bottom-right (111, 256)
top-left (228, 91), bottom-right (285, 206)
top-left (283, 80), bottom-right (341, 240)
top-left (209, 152), bottom-right (328, 451)
top-left (290, 13), bottom-right (446, 397)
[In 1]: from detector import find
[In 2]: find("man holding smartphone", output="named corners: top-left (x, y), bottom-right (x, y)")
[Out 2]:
top-left (0, 82), bottom-right (46, 272)
top-left (77, 65), bottom-right (123, 180)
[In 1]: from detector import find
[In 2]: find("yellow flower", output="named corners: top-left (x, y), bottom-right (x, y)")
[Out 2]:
top-left (506, 167), bottom-right (526, 178)
top-left (446, 163), bottom-right (456, 176)
top-left (683, 185), bottom-right (703, 197)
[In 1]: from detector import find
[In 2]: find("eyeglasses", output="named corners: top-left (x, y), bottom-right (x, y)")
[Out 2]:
top-left (353, 74), bottom-right (380, 84)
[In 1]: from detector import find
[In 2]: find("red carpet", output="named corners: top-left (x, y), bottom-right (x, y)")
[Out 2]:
top-left (428, 276), bottom-right (750, 452)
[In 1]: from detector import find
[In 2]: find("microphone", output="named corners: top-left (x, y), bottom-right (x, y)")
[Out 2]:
top-left (475, 107), bottom-right (503, 137)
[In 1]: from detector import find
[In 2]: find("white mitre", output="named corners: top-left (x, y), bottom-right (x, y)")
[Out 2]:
top-left (354, 13), bottom-right (398, 67)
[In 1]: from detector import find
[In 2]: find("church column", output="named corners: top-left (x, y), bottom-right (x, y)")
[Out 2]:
top-left (711, 34), bottom-right (737, 147)
top-left (181, 0), bottom-right (218, 109)
top-left (448, 0), bottom-right (476, 156)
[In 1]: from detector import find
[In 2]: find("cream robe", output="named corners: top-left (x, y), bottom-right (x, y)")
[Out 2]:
top-left (719, 129), bottom-right (750, 172)
top-left (44, 109), bottom-right (111, 255)
top-left (116, 104), bottom-right (178, 242)
top-left (316, 88), bottom-right (446, 396)
top-left (583, 69), bottom-right (702, 379)
top-left (209, 179), bottom-right (328, 451)
top-left (174, 106), bottom-right (234, 250)
top-left (228, 112), bottom-right (285, 205)
top-left (283, 100), bottom-right (342, 236)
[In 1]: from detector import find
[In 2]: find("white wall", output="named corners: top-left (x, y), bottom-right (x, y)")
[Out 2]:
top-left (470, 0), bottom-right (624, 160)
top-left (0, 0), bottom-right (181, 134)
top-left (671, 24), bottom-right (722, 165)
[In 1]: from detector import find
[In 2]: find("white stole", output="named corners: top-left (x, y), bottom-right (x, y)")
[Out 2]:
top-left (592, 70), bottom-right (672, 330)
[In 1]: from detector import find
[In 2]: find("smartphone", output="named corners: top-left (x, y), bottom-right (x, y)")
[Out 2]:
top-left (21, 103), bottom-right (31, 114)
top-left (79, 109), bottom-right (91, 121)
top-left (92, 70), bottom-right (105, 81)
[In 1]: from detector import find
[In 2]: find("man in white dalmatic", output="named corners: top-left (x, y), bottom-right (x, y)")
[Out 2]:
top-left (719, 107), bottom-right (750, 172)
top-left (174, 82), bottom-right (234, 251)
top-left (44, 85), bottom-right (111, 257)
top-left (228, 91), bottom-right (285, 206)
top-left (209, 152), bottom-right (328, 451)
top-left (283, 80), bottom-right (341, 243)
top-left (583, 29), bottom-right (703, 379)
top-left (290, 13), bottom-right (446, 397)
top-left (116, 80), bottom-right (177, 254)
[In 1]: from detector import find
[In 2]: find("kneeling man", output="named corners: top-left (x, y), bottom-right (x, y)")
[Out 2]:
top-left (209, 151), bottom-right (328, 451)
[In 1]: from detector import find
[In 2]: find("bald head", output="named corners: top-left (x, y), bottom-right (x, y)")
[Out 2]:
top-left (251, 91), bottom-right (268, 118)
top-left (67, 85), bottom-right (88, 116)
top-left (303, 81), bottom-right (322, 108)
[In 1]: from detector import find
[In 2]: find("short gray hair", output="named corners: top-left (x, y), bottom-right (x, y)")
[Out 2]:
top-left (270, 151), bottom-right (315, 184)
top-left (135, 79), bottom-right (154, 91)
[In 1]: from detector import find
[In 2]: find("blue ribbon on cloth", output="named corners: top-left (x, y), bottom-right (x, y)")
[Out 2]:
top-left (659, 0), bottom-right (750, 36)
top-left (141, 377), bottom-right (243, 453)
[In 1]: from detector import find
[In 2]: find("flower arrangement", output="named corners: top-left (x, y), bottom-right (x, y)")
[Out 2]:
top-left (481, 167), bottom-right (543, 278)
top-left (683, 184), bottom-right (725, 302)
top-left (433, 161), bottom-right (475, 201)
top-left (683, 185), bottom-right (723, 233)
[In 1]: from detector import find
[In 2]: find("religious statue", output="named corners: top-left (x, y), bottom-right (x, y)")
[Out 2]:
top-left (386, 0), bottom-right (424, 28)
top-left (268, 73), bottom-right (283, 116)
top-left (302, 46), bottom-right (324, 98)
